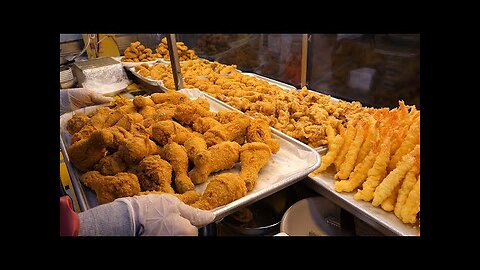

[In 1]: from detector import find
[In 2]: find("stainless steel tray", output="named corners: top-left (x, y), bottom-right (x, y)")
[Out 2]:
top-left (306, 172), bottom-right (420, 236)
top-left (59, 89), bottom-right (321, 221)
top-left (127, 66), bottom-right (169, 92)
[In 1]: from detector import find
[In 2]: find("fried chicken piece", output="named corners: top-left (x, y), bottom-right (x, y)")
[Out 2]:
top-left (118, 135), bottom-right (161, 165)
top-left (151, 91), bottom-right (189, 105)
top-left (93, 152), bottom-right (127, 176)
top-left (114, 113), bottom-right (143, 131)
top-left (192, 173), bottom-right (247, 210)
top-left (163, 142), bottom-right (195, 193)
top-left (192, 117), bottom-right (221, 134)
top-left (80, 171), bottom-right (140, 204)
top-left (133, 97), bottom-right (155, 112)
top-left (71, 124), bottom-right (97, 144)
top-left (66, 113), bottom-right (90, 135)
top-left (245, 118), bottom-right (280, 153)
top-left (174, 99), bottom-right (216, 126)
top-left (239, 142), bottom-right (272, 191)
top-left (138, 155), bottom-right (174, 193)
top-left (94, 126), bottom-right (133, 150)
top-left (203, 116), bottom-right (250, 147)
top-left (215, 110), bottom-right (245, 124)
top-left (68, 130), bottom-right (109, 172)
top-left (151, 120), bottom-right (199, 146)
top-left (188, 141), bottom-right (240, 184)
top-left (184, 136), bottom-right (208, 162)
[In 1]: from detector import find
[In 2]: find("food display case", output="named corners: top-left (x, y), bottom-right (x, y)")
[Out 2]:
top-left (60, 33), bottom-right (420, 236)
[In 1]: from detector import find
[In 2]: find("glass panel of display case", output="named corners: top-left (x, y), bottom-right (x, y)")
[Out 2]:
top-left (177, 34), bottom-right (303, 87)
top-left (308, 34), bottom-right (420, 109)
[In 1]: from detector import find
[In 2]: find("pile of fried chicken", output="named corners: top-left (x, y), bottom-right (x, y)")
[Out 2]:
top-left (66, 91), bottom-right (280, 210)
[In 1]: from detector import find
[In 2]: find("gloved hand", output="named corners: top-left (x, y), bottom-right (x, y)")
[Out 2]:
top-left (116, 194), bottom-right (215, 236)
top-left (60, 87), bottom-right (113, 115)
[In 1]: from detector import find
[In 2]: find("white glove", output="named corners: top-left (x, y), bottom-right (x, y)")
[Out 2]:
top-left (60, 88), bottom-right (113, 114)
top-left (116, 194), bottom-right (215, 236)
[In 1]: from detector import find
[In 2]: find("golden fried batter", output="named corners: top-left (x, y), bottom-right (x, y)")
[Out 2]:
top-left (239, 142), bottom-right (272, 191)
top-left (138, 155), bottom-right (174, 193)
top-left (163, 142), bottom-right (195, 194)
top-left (192, 173), bottom-right (247, 210)
top-left (188, 141), bottom-right (240, 184)
top-left (80, 171), bottom-right (140, 204)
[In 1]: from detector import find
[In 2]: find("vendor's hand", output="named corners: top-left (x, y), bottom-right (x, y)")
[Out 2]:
top-left (60, 88), bottom-right (113, 114)
top-left (116, 194), bottom-right (215, 236)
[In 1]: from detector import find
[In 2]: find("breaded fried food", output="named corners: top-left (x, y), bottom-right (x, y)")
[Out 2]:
top-left (71, 125), bottom-right (98, 144)
top-left (394, 158), bottom-right (420, 219)
top-left (151, 120), bottom-right (199, 146)
top-left (184, 136), bottom-right (208, 162)
top-left (189, 141), bottom-right (241, 184)
top-left (215, 110), bottom-right (245, 124)
top-left (192, 173), bottom-right (247, 210)
top-left (66, 113), bottom-right (90, 135)
top-left (138, 155), bottom-right (174, 193)
top-left (163, 142), bottom-right (195, 193)
top-left (203, 116), bottom-right (251, 147)
top-left (93, 152), bottom-right (127, 176)
top-left (174, 99), bottom-right (216, 126)
top-left (192, 117), bottom-right (221, 134)
top-left (133, 96), bottom-right (155, 109)
top-left (151, 91), bottom-right (188, 105)
top-left (245, 118), bottom-right (280, 154)
top-left (239, 142), bottom-right (272, 191)
top-left (118, 135), bottom-right (161, 165)
top-left (115, 113), bottom-right (143, 131)
top-left (312, 126), bottom-right (344, 174)
top-left (334, 148), bottom-right (377, 193)
top-left (372, 145), bottom-right (419, 207)
top-left (400, 176), bottom-right (420, 224)
top-left (354, 135), bottom-right (392, 202)
top-left (80, 171), bottom-right (140, 204)
top-left (67, 130), bottom-right (110, 172)
top-left (335, 120), bottom-right (368, 180)
top-left (96, 126), bottom-right (133, 150)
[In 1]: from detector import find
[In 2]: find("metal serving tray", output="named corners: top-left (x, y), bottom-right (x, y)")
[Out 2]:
top-left (306, 171), bottom-right (420, 236)
top-left (59, 89), bottom-right (321, 221)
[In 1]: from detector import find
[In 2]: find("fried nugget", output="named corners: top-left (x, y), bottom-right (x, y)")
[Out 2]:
top-left (192, 173), bottom-right (247, 210)
top-left (163, 142), bottom-right (195, 193)
top-left (80, 171), bottom-right (140, 204)
top-left (188, 141), bottom-right (240, 184)
top-left (239, 142), bottom-right (272, 191)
